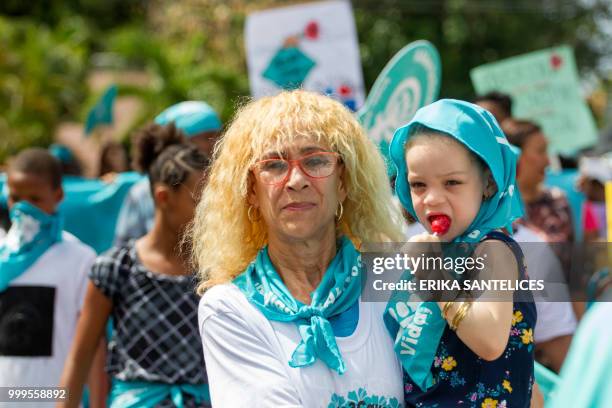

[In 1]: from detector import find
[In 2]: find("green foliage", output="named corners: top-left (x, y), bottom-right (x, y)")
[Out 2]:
top-left (101, 23), bottom-right (248, 136)
top-left (1, 0), bottom-right (611, 163)
top-left (0, 0), bottom-right (146, 29)
top-left (0, 15), bottom-right (89, 163)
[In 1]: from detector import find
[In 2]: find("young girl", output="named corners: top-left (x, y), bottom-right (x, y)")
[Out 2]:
top-left (59, 124), bottom-right (211, 408)
top-left (386, 99), bottom-right (536, 407)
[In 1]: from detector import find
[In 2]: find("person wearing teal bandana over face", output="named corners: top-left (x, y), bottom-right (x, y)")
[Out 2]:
top-left (192, 90), bottom-right (406, 407)
top-left (59, 129), bottom-right (212, 408)
top-left (387, 99), bottom-right (537, 407)
top-left (114, 101), bottom-right (222, 246)
top-left (0, 148), bottom-right (97, 404)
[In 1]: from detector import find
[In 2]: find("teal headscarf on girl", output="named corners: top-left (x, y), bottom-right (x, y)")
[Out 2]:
top-left (384, 99), bottom-right (524, 391)
top-left (390, 98), bottom-right (524, 242)
top-left (0, 201), bottom-right (63, 292)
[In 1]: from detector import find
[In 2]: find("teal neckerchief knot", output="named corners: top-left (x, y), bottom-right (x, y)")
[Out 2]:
top-left (234, 236), bottom-right (362, 375)
top-left (301, 306), bottom-right (324, 316)
top-left (385, 99), bottom-right (525, 391)
top-left (0, 201), bottom-right (63, 292)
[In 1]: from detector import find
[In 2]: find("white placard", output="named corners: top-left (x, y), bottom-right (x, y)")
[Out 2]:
top-left (245, 0), bottom-right (365, 110)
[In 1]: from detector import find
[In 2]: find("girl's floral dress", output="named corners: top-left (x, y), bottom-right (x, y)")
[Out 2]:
top-left (403, 232), bottom-right (537, 408)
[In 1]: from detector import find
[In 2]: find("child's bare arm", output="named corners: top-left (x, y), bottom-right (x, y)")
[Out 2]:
top-left (409, 234), bottom-right (517, 360)
top-left (439, 240), bottom-right (517, 361)
top-left (57, 282), bottom-right (112, 408)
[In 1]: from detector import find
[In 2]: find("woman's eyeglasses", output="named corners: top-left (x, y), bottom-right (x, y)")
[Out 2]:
top-left (251, 152), bottom-right (341, 185)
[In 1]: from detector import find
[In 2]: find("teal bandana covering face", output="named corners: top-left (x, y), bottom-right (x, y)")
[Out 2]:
top-left (384, 99), bottom-right (524, 391)
top-left (234, 236), bottom-right (362, 375)
top-left (154, 101), bottom-right (222, 137)
top-left (0, 201), bottom-right (63, 292)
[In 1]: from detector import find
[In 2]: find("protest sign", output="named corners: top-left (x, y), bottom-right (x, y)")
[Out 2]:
top-left (357, 40), bottom-right (441, 176)
top-left (245, 0), bottom-right (364, 110)
top-left (471, 46), bottom-right (598, 155)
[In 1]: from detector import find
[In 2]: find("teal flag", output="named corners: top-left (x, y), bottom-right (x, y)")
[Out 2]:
top-left (85, 85), bottom-right (118, 135)
top-left (357, 40), bottom-right (441, 176)
top-left (470, 46), bottom-right (598, 155)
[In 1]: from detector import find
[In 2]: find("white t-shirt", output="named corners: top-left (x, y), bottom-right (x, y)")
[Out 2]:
top-left (0, 232), bottom-right (95, 405)
top-left (199, 284), bottom-right (404, 408)
top-left (512, 226), bottom-right (577, 343)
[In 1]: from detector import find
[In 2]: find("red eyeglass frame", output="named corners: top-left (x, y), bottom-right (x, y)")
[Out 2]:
top-left (251, 151), bottom-right (342, 185)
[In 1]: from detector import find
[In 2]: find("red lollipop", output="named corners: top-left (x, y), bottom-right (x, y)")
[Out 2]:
top-left (430, 215), bottom-right (450, 235)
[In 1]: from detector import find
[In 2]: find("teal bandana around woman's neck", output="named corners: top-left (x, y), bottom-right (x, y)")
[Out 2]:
top-left (384, 99), bottom-right (524, 391)
top-left (0, 201), bottom-right (63, 292)
top-left (234, 236), bottom-right (362, 375)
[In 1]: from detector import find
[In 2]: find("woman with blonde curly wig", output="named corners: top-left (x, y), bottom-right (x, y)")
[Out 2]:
top-left (192, 90), bottom-right (405, 407)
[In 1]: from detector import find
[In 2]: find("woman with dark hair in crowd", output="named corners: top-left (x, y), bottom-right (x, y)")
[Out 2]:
top-left (474, 91), bottom-right (513, 124)
top-left (60, 123), bottom-right (212, 408)
top-left (502, 119), bottom-right (574, 245)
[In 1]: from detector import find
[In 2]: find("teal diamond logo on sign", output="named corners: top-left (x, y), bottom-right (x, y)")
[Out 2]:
top-left (262, 46), bottom-right (316, 90)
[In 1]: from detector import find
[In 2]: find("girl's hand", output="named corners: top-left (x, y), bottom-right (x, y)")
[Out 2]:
top-left (405, 233), bottom-right (444, 298)
top-left (408, 232), bottom-right (442, 243)
top-left (407, 232), bottom-right (442, 258)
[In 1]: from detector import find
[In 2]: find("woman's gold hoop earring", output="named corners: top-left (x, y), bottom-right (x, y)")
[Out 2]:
top-left (248, 205), bottom-right (261, 222)
top-left (335, 202), bottom-right (344, 222)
